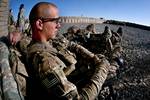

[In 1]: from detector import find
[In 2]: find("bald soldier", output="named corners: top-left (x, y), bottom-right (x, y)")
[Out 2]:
top-left (27, 2), bottom-right (110, 100)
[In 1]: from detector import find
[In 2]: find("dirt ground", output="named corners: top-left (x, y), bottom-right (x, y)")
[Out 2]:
top-left (112, 25), bottom-right (150, 100)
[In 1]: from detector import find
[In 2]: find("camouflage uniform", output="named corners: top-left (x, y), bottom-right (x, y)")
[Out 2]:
top-left (0, 41), bottom-right (24, 100)
top-left (27, 35), bottom-right (110, 100)
top-left (110, 27), bottom-right (124, 69)
top-left (98, 27), bottom-right (124, 99)
top-left (8, 11), bottom-right (16, 35)
top-left (64, 25), bottom-right (79, 41)
top-left (101, 26), bottom-right (113, 56)
top-left (8, 9), bottom-right (15, 26)
top-left (73, 29), bottom-right (89, 46)
top-left (16, 4), bottom-right (25, 33)
top-left (0, 36), bottom-right (29, 99)
top-left (17, 35), bottom-right (31, 57)
top-left (111, 28), bottom-right (122, 51)
top-left (27, 41), bottom-right (79, 100)
top-left (84, 24), bottom-right (96, 39)
top-left (83, 26), bottom-right (113, 57)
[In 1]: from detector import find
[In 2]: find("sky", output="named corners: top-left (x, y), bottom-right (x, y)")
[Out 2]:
top-left (10, 0), bottom-right (150, 26)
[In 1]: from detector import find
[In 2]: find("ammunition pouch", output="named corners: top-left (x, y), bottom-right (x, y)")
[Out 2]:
top-left (57, 49), bottom-right (77, 76)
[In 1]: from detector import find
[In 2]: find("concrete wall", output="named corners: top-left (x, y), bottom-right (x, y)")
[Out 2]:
top-left (0, 0), bottom-right (9, 37)
top-left (60, 16), bottom-right (106, 24)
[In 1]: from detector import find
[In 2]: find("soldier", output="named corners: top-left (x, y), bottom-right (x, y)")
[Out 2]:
top-left (85, 24), bottom-right (96, 38)
top-left (65, 24), bottom-right (96, 48)
top-left (110, 27), bottom-right (124, 68)
top-left (8, 9), bottom-right (15, 26)
top-left (101, 26), bottom-right (113, 56)
top-left (0, 41), bottom-right (24, 100)
top-left (27, 2), bottom-right (110, 100)
top-left (0, 28), bottom-right (29, 99)
top-left (98, 26), bottom-right (124, 76)
top-left (16, 4), bottom-right (25, 33)
top-left (64, 25), bottom-right (79, 41)
top-left (8, 9), bottom-right (15, 35)
top-left (111, 27), bottom-right (123, 49)
top-left (86, 26), bottom-right (113, 56)
top-left (63, 25), bottom-right (88, 45)
top-left (98, 27), bottom-right (124, 99)
top-left (73, 28), bottom-right (89, 45)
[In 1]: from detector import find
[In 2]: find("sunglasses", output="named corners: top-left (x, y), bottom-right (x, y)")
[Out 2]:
top-left (40, 17), bottom-right (61, 24)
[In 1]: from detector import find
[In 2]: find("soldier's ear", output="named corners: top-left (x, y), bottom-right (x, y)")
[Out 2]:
top-left (36, 19), bottom-right (43, 30)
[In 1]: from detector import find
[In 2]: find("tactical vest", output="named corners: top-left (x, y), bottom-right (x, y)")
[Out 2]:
top-left (52, 35), bottom-right (77, 76)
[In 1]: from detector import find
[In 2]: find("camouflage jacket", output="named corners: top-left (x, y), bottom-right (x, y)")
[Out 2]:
top-left (27, 41), bottom-right (79, 100)
top-left (0, 41), bottom-right (24, 100)
top-left (8, 13), bottom-right (15, 26)
top-left (0, 36), bottom-right (29, 99)
top-left (17, 8), bottom-right (25, 27)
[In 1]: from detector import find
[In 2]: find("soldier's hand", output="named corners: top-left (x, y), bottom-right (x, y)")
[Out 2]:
top-left (109, 65), bottom-right (117, 73)
top-left (8, 31), bottom-right (22, 46)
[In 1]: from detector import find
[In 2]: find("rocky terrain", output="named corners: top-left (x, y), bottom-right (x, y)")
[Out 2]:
top-left (59, 23), bottom-right (150, 100)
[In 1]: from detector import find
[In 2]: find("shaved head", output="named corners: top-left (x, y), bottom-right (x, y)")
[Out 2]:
top-left (29, 2), bottom-right (60, 41)
top-left (29, 2), bottom-right (58, 24)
